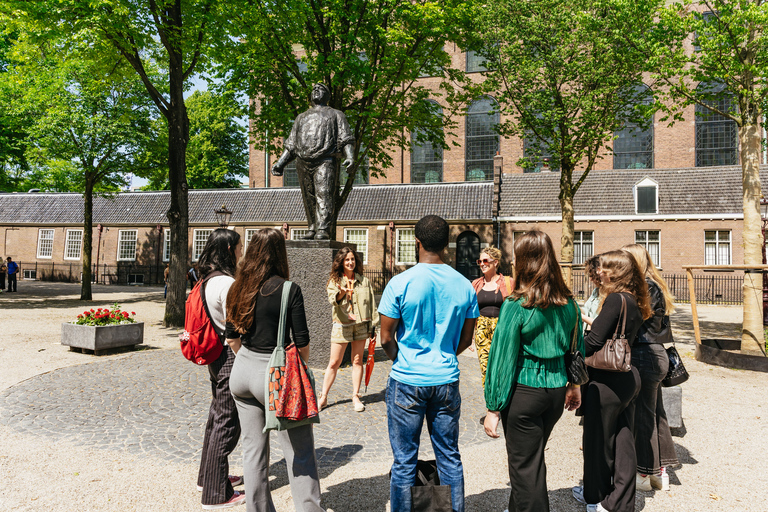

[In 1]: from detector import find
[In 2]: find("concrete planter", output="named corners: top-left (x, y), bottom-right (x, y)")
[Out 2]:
top-left (61, 322), bottom-right (144, 354)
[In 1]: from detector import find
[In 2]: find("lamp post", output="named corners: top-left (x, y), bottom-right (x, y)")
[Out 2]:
top-left (761, 198), bottom-right (768, 325)
top-left (214, 204), bottom-right (233, 229)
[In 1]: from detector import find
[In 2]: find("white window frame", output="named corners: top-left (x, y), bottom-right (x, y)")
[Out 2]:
top-left (192, 229), bottom-right (213, 262)
top-left (396, 228), bottom-right (417, 266)
top-left (705, 230), bottom-right (731, 265)
top-left (635, 230), bottom-right (661, 267)
top-left (244, 229), bottom-right (259, 253)
top-left (344, 228), bottom-right (369, 264)
top-left (634, 177), bottom-right (659, 214)
top-left (573, 231), bottom-right (594, 265)
top-left (64, 229), bottom-right (83, 260)
top-left (117, 230), bottom-right (138, 261)
top-left (162, 229), bottom-right (171, 262)
top-left (37, 229), bottom-right (55, 259)
top-left (291, 228), bottom-right (310, 240)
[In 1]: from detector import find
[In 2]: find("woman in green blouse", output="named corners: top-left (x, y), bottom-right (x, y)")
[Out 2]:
top-left (484, 230), bottom-right (584, 512)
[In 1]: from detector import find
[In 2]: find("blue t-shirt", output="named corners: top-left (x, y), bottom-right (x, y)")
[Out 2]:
top-left (378, 263), bottom-right (479, 387)
top-left (6, 261), bottom-right (17, 275)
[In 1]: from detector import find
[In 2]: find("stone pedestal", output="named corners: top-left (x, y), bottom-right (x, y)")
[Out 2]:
top-left (286, 240), bottom-right (356, 368)
top-left (661, 385), bottom-right (683, 429)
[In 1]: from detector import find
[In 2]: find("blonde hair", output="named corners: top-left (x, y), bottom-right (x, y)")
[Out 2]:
top-left (597, 250), bottom-right (652, 320)
top-left (622, 244), bottom-right (675, 315)
top-left (481, 246), bottom-right (502, 262)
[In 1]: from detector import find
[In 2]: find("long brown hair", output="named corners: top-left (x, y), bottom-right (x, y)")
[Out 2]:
top-left (597, 250), bottom-right (652, 320)
top-left (510, 230), bottom-right (572, 308)
top-left (621, 244), bottom-right (675, 315)
top-left (227, 228), bottom-right (290, 334)
top-left (328, 246), bottom-right (364, 286)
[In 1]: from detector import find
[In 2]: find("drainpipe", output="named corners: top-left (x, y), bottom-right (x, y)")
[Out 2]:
top-left (388, 221), bottom-right (395, 275)
top-left (95, 224), bottom-right (103, 283)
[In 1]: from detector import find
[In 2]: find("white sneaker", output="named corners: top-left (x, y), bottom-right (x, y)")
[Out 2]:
top-left (650, 467), bottom-right (670, 491)
top-left (586, 503), bottom-right (609, 512)
top-left (572, 485), bottom-right (586, 505)
top-left (636, 473), bottom-right (653, 492)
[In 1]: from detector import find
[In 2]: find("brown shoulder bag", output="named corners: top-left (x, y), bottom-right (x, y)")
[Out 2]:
top-left (585, 293), bottom-right (632, 372)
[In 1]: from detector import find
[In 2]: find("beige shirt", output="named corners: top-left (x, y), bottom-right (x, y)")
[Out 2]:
top-left (326, 273), bottom-right (380, 329)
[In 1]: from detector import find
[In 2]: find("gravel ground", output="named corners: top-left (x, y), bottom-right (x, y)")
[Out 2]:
top-left (0, 282), bottom-right (766, 511)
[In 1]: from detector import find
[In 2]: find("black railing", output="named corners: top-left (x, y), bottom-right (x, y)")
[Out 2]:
top-left (17, 262), bottom-right (166, 286)
top-left (363, 269), bottom-right (397, 294)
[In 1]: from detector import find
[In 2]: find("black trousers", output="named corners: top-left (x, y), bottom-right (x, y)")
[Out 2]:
top-left (7, 273), bottom-right (16, 292)
top-left (582, 367), bottom-right (641, 512)
top-left (198, 346), bottom-right (241, 505)
top-left (501, 384), bottom-right (566, 512)
top-left (0, 273), bottom-right (5, 290)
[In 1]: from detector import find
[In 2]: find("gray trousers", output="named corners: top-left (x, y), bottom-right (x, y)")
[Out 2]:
top-left (229, 347), bottom-right (323, 512)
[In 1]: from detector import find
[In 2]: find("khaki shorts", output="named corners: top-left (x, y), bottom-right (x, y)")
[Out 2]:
top-left (331, 321), bottom-right (371, 344)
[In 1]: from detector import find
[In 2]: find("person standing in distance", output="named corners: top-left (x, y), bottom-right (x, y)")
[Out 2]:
top-left (270, 83), bottom-right (355, 240)
top-left (6, 257), bottom-right (18, 292)
top-left (378, 215), bottom-right (479, 512)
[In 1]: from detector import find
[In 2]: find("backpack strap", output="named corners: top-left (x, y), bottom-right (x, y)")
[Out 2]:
top-left (200, 270), bottom-right (227, 342)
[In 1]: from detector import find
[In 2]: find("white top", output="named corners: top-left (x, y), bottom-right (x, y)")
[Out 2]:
top-left (204, 275), bottom-right (235, 333)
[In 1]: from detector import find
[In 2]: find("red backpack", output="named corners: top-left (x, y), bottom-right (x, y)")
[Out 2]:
top-left (180, 271), bottom-right (226, 365)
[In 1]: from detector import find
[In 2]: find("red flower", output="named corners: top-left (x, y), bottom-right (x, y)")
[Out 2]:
top-left (84, 311), bottom-right (90, 316)
top-left (77, 314), bottom-right (83, 319)
top-left (90, 309), bottom-right (95, 312)
top-left (122, 312), bottom-right (129, 318)
top-left (131, 312), bottom-right (136, 316)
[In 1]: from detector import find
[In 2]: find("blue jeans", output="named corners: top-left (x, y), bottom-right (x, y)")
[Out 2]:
top-left (386, 377), bottom-right (464, 512)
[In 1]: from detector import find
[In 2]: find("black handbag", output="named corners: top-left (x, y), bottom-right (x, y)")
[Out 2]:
top-left (565, 300), bottom-right (589, 385)
top-left (662, 344), bottom-right (689, 387)
top-left (410, 460), bottom-right (452, 512)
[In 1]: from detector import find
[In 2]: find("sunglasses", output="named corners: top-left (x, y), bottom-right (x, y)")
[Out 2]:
top-left (476, 258), bottom-right (496, 265)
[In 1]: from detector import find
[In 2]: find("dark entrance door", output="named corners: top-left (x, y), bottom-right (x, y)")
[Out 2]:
top-left (456, 231), bottom-right (481, 280)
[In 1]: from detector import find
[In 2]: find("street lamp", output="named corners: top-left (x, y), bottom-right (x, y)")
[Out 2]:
top-left (214, 204), bottom-right (233, 228)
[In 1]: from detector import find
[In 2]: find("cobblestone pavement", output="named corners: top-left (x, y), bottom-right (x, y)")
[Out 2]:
top-left (0, 348), bottom-right (488, 469)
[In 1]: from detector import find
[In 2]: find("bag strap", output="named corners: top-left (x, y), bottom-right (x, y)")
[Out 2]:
top-left (614, 293), bottom-right (627, 339)
top-left (504, 275), bottom-right (511, 295)
top-left (200, 270), bottom-right (227, 341)
top-left (571, 300), bottom-right (580, 351)
top-left (277, 280), bottom-right (293, 348)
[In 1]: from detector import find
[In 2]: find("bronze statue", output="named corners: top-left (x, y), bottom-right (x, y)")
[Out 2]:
top-left (271, 83), bottom-right (355, 240)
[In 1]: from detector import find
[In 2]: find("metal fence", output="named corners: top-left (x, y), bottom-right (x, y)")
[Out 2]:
top-left (16, 262), bottom-right (165, 286)
top-left (363, 269), bottom-right (397, 294)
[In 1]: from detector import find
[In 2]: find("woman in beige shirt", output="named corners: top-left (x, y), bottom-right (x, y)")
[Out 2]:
top-left (318, 247), bottom-right (380, 412)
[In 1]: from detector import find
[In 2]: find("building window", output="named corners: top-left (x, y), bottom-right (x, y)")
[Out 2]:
top-left (291, 228), bottom-right (309, 240)
top-left (411, 101), bottom-right (444, 183)
top-left (396, 228), bottom-right (417, 265)
top-left (634, 178), bottom-right (658, 214)
top-left (340, 151), bottom-right (369, 186)
top-left (695, 82), bottom-right (738, 167)
top-left (635, 230), bottom-right (661, 267)
top-left (193, 229), bottom-right (212, 261)
top-left (465, 97), bottom-right (499, 181)
top-left (466, 50), bottom-right (488, 73)
top-left (243, 229), bottom-right (258, 253)
top-left (163, 229), bottom-right (171, 261)
top-left (344, 228), bottom-right (368, 264)
top-left (705, 230), bottom-right (731, 265)
top-left (573, 231), bottom-right (594, 265)
top-left (64, 229), bottom-right (83, 260)
top-left (522, 129), bottom-right (560, 173)
top-left (614, 84), bottom-right (654, 169)
top-left (117, 230), bottom-right (138, 261)
top-left (37, 229), bottom-right (54, 259)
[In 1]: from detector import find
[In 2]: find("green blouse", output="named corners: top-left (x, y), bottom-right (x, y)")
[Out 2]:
top-left (484, 297), bottom-right (585, 412)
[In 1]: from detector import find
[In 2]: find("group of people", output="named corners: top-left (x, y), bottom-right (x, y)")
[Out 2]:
top-left (0, 256), bottom-right (18, 292)
top-left (190, 216), bottom-right (679, 512)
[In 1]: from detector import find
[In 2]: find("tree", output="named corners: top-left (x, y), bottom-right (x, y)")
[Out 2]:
top-left (0, 32), bottom-right (30, 190)
top-left (137, 90), bottom-right (248, 190)
top-left (473, 0), bottom-right (655, 279)
top-left (219, 0), bottom-right (473, 238)
top-left (5, 0), bottom-right (230, 326)
top-left (3, 28), bottom-right (157, 299)
top-left (638, 0), bottom-right (768, 354)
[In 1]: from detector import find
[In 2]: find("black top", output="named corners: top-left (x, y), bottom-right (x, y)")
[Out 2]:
top-left (477, 287), bottom-right (503, 317)
top-left (225, 276), bottom-right (310, 354)
top-left (636, 279), bottom-right (670, 344)
top-left (584, 292), bottom-right (644, 357)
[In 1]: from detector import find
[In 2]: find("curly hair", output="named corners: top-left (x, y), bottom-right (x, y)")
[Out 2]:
top-left (597, 250), bottom-right (652, 320)
top-left (414, 215), bottom-right (449, 253)
top-left (481, 245), bottom-right (502, 262)
top-left (510, 230), bottom-right (572, 308)
top-left (328, 246), bottom-right (364, 285)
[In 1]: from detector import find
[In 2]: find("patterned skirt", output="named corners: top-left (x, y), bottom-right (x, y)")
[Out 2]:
top-left (474, 315), bottom-right (499, 387)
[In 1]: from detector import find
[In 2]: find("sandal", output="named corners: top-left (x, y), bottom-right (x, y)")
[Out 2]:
top-left (352, 394), bottom-right (365, 412)
top-left (318, 393), bottom-right (328, 411)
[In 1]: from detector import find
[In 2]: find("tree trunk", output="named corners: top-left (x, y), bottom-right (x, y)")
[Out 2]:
top-left (163, 55), bottom-right (190, 327)
top-left (739, 121), bottom-right (765, 355)
top-left (80, 176), bottom-right (94, 301)
top-left (560, 191), bottom-right (575, 286)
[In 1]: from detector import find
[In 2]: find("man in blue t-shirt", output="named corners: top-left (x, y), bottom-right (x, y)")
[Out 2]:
top-left (378, 215), bottom-right (479, 512)
top-left (6, 257), bottom-right (18, 292)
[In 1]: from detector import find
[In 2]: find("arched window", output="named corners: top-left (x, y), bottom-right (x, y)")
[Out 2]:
top-left (695, 82), bottom-right (738, 167)
top-left (465, 97), bottom-right (499, 181)
top-left (614, 84), bottom-right (654, 169)
top-left (283, 159), bottom-right (299, 187)
top-left (411, 100), bottom-right (444, 183)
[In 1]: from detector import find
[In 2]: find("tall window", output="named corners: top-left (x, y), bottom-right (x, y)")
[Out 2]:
top-left (64, 229), bottom-right (83, 260)
top-left (244, 229), bottom-right (258, 253)
top-left (163, 229), bottom-right (171, 261)
top-left (696, 82), bottom-right (738, 167)
top-left (411, 101), bottom-right (444, 183)
top-left (465, 97), bottom-right (499, 181)
top-left (117, 230), bottom-right (138, 261)
top-left (396, 228), bottom-right (416, 265)
top-left (614, 84), bottom-right (654, 169)
top-left (523, 129), bottom-right (560, 173)
top-left (344, 228), bottom-right (369, 264)
top-left (705, 230), bottom-right (731, 264)
top-left (635, 178), bottom-right (658, 214)
top-left (574, 231), bottom-right (594, 265)
top-left (635, 230), bottom-right (661, 267)
top-left (466, 50), bottom-right (488, 73)
top-left (291, 228), bottom-right (309, 240)
top-left (340, 151), bottom-right (369, 186)
top-left (37, 229), bottom-right (54, 259)
top-left (193, 229), bottom-right (212, 261)
top-left (283, 160), bottom-right (300, 187)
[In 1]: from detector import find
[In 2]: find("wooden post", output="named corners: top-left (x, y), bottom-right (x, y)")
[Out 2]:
top-left (686, 268), bottom-right (702, 345)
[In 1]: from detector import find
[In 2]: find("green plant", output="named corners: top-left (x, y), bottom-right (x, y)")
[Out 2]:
top-left (74, 303), bottom-right (136, 326)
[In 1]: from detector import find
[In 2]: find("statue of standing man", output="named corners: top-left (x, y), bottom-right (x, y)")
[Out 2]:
top-left (271, 83), bottom-right (355, 240)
